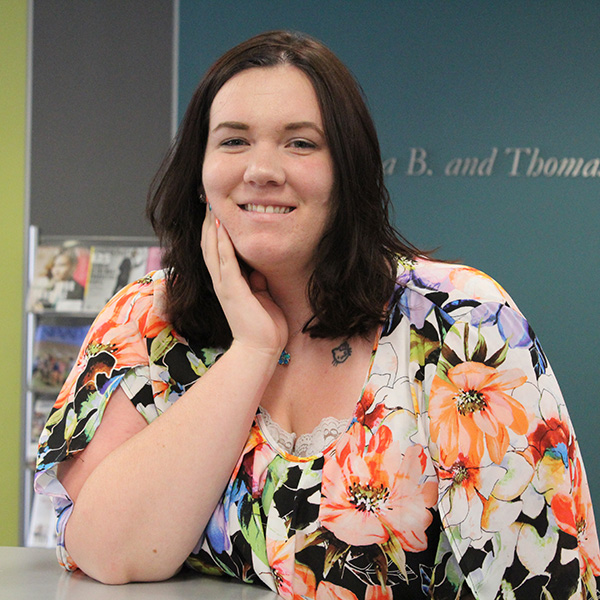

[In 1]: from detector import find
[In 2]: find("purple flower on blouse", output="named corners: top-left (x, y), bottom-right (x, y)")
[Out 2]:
top-left (205, 501), bottom-right (231, 554)
top-left (470, 302), bottom-right (532, 348)
top-left (399, 289), bottom-right (435, 330)
top-left (205, 477), bottom-right (248, 554)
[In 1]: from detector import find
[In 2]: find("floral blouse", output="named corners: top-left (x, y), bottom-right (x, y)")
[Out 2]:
top-left (35, 259), bottom-right (600, 599)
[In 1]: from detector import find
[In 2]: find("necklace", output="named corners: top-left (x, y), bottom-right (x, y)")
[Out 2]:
top-left (277, 323), bottom-right (306, 366)
top-left (278, 349), bottom-right (291, 365)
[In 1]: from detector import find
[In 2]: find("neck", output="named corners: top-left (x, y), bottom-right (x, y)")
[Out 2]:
top-left (275, 279), bottom-right (312, 329)
top-left (258, 268), bottom-right (313, 335)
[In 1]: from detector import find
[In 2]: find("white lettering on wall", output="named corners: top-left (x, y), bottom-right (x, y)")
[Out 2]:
top-left (505, 147), bottom-right (600, 178)
top-left (383, 147), bottom-right (600, 178)
top-left (444, 148), bottom-right (497, 177)
top-left (406, 148), bottom-right (433, 176)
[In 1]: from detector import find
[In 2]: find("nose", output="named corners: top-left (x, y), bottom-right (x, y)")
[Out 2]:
top-left (243, 144), bottom-right (285, 186)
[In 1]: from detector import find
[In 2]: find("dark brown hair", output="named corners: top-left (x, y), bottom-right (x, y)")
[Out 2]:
top-left (147, 30), bottom-right (420, 347)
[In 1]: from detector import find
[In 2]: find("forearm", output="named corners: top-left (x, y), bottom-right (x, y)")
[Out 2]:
top-left (64, 342), bottom-right (278, 584)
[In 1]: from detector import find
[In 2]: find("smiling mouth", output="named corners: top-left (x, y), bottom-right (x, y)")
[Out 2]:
top-left (241, 204), bottom-right (295, 215)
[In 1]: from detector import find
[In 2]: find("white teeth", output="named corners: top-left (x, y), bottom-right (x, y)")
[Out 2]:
top-left (243, 204), bottom-right (293, 214)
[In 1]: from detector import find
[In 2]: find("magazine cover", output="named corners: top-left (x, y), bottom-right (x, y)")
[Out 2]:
top-left (28, 397), bottom-right (55, 462)
top-left (30, 324), bottom-right (90, 392)
top-left (27, 245), bottom-right (90, 312)
top-left (83, 246), bottom-right (154, 313)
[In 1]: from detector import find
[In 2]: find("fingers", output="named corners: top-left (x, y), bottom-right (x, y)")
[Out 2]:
top-left (200, 204), bottom-right (286, 356)
top-left (215, 217), bottom-right (240, 277)
top-left (201, 205), bottom-right (243, 293)
top-left (201, 204), bottom-right (218, 279)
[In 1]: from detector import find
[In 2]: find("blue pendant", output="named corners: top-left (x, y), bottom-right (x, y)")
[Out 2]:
top-left (278, 350), bottom-right (291, 365)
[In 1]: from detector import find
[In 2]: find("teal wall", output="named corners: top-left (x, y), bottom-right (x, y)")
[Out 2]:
top-left (178, 1), bottom-right (600, 510)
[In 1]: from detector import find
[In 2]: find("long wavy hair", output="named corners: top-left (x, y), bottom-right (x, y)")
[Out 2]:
top-left (147, 30), bottom-right (421, 347)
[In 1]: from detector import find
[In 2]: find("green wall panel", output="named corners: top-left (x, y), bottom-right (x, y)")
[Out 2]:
top-left (0, 0), bottom-right (28, 546)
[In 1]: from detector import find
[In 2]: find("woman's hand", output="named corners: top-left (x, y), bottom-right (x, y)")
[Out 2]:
top-left (60, 210), bottom-right (290, 583)
top-left (201, 206), bottom-right (288, 359)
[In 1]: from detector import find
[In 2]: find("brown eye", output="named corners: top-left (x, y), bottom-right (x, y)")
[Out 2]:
top-left (289, 139), bottom-right (317, 150)
top-left (222, 138), bottom-right (248, 147)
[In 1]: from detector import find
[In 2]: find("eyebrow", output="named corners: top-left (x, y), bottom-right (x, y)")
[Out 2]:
top-left (211, 120), bottom-right (325, 137)
top-left (284, 121), bottom-right (325, 137)
top-left (212, 121), bottom-right (248, 132)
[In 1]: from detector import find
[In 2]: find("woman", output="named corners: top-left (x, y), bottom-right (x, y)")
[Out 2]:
top-left (35, 31), bottom-right (600, 599)
top-left (31, 247), bottom-right (85, 310)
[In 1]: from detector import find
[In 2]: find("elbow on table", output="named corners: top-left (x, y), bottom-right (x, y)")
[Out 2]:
top-left (73, 551), bottom-right (183, 585)
top-left (64, 519), bottom-right (187, 584)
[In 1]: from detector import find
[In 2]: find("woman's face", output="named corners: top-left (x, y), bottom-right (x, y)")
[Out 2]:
top-left (51, 253), bottom-right (74, 281)
top-left (202, 65), bottom-right (334, 277)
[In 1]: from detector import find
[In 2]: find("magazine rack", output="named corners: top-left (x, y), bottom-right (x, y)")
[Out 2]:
top-left (22, 225), bottom-right (161, 547)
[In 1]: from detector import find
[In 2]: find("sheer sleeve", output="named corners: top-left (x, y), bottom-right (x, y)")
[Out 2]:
top-left (427, 296), bottom-right (600, 599)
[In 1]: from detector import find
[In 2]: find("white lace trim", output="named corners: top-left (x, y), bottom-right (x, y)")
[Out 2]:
top-left (257, 406), bottom-right (351, 457)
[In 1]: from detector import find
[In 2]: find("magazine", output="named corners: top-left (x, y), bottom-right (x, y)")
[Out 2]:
top-left (28, 397), bottom-right (55, 462)
top-left (30, 324), bottom-right (89, 392)
top-left (27, 245), bottom-right (90, 312)
top-left (83, 245), bottom-right (160, 313)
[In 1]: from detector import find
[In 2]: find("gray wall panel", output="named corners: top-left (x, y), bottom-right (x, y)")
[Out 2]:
top-left (30, 0), bottom-right (173, 237)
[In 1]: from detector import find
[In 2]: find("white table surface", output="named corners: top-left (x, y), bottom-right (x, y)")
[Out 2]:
top-left (0, 546), bottom-right (279, 599)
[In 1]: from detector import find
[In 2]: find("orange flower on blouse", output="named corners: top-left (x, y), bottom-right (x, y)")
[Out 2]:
top-left (266, 537), bottom-right (296, 599)
top-left (319, 422), bottom-right (437, 550)
top-left (429, 361), bottom-right (529, 466)
top-left (552, 457), bottom-right (600, 580)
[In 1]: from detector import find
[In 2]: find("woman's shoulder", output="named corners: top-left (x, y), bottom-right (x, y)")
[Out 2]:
top-left (396, 256), bottom-right (520, 314)
top-left (385, 256), bottom-right (526, 337)
top-left (91, 269), bottom-right (173, 338)
top-left (112, 268), bottom-right (167, 300)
